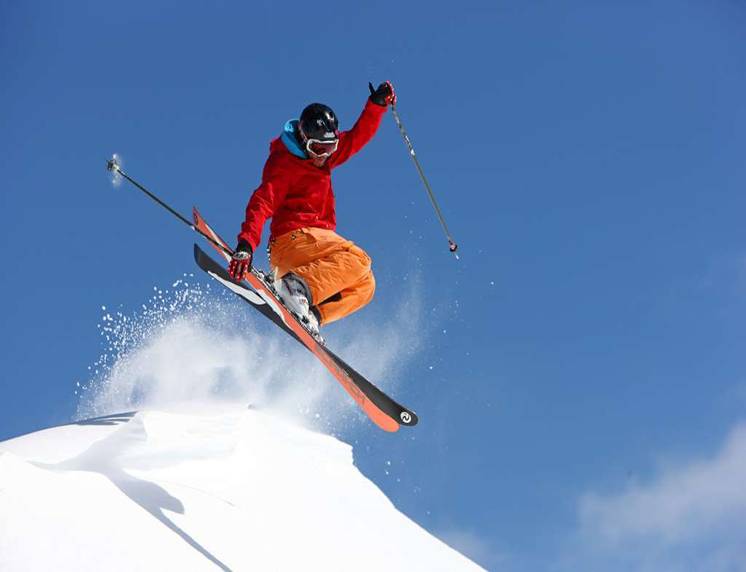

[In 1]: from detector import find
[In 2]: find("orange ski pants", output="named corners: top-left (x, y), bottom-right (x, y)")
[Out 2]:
top-left (269, 227), bottom-right (376, 326)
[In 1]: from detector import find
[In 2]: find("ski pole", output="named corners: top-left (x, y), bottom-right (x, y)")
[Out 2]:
top-left (390, 104), bottom-right (459, 258)
top-left (105, 155), bottom-right (234, 258)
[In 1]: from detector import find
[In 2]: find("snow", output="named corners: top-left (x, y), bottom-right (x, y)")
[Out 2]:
top-left (0, 271), bottom-right (478, 570)
top-left (0, 407), bottom-right (482, 571)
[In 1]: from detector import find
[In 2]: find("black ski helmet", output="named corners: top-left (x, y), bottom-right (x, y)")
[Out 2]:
top-left (299, 103), bottom-right (339, 142)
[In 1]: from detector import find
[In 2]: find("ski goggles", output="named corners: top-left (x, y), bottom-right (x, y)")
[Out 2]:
top-left (305, 138), bottom-right (339, 159)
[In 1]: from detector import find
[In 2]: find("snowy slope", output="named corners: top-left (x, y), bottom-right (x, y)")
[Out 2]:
top-left (0, 407), bottom-right (482, 571)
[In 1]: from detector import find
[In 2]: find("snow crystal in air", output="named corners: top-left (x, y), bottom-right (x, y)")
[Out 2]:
top-left (76, 278), bottom-right (366, 433)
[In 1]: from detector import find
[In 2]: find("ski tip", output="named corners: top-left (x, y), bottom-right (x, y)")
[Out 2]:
top-left (376, 408), bottom-right (417, 432)
top-left (399, 409), bottom-right (418, 427)
top-left (378, 408), bottom-right (418, 431)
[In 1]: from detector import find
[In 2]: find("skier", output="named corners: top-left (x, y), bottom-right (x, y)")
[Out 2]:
top-left (228, 81), bottom-right (397, 338)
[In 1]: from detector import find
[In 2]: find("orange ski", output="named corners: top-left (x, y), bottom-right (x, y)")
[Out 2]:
top-left (192, 208), bottom-right (417, 433)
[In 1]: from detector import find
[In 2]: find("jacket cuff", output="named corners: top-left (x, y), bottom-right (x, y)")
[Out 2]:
top-left (237, 233), bottom-right (258, 253)
top-left (236, 240), bottom-right (253, 254)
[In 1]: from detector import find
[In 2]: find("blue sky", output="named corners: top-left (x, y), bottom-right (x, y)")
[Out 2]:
top-left (2, 1), bottom-right (746, 569)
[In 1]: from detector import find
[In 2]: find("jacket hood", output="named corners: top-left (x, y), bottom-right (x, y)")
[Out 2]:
top-left (281, 120), bottom-right (307, 159)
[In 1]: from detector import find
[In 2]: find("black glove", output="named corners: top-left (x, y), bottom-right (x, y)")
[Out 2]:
top-left (228, 241), bottom-right (253, 281)
top-left (368, 81), bottom-right (396, 107)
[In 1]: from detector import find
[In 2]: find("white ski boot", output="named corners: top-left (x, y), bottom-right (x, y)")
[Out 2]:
top-left (274, 273), bottom-right (323, 343)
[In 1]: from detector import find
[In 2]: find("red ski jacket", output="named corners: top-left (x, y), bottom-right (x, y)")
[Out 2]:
top-left (237, 99), bottom-right (387, 251)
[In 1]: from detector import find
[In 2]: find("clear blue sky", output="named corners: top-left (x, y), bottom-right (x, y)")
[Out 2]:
top-left (2, 1), bottom-right (746, 570)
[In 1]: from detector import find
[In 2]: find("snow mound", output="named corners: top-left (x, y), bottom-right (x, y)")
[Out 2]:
top-left (0, 407), bottom-right (482, 571)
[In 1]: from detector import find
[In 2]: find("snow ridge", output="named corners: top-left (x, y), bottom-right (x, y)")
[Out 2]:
top-left (0, 407), bottom-right (482, 571)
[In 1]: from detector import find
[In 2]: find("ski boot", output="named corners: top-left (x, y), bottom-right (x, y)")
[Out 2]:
top-left (273, 273), bottom-right (324, 344)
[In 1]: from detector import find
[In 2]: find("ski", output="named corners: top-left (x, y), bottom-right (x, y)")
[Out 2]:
top-left (192, 208), bottom-right (418, 433)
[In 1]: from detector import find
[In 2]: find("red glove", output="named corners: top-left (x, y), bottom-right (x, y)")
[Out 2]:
top-left (228, 241), bottom-right (253, 281)
top-left (368, 81), bottom-right (397, 107)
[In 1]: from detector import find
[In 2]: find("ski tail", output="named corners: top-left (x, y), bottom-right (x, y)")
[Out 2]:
top-left (193, 207), bottom-right (232, 263)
